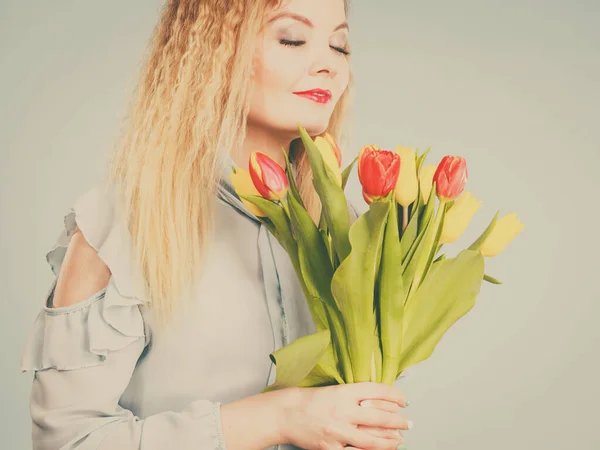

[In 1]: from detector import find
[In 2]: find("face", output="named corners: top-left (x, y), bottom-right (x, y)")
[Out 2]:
top-left (247, 0), bottom-right (350, 140)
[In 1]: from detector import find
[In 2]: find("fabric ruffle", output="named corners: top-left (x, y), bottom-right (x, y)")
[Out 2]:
top-left (21, 183), bottom-right (149, 372)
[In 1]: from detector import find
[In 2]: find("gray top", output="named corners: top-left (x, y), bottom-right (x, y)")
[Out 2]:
top-left (20, 155), bottom-right (361, 450)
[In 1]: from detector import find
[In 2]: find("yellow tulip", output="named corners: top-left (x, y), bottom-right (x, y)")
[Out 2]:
top-left (322, 133), bottom-right (342, 167)
top-left (315, 135), bottom-right (343, 186)
top-left (394, 145), bottom-right (418, 207)
top-left (480, 213), bottom-right (524, 257)
top-left (229, 167), bottom-right (267, 217)
top-left (419, 164), bottom-right (437, 204)
top-left (439, 191), bottom-right (482, 244)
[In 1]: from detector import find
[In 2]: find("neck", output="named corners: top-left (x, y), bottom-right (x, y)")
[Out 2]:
top-left (232, 125), bottom-right (294, 170)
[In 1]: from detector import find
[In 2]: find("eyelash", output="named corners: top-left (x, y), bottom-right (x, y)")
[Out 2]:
top-left (279, 39), bottom-right (350, 56)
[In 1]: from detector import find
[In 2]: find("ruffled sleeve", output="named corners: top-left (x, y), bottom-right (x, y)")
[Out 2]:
top-left (21, 182), bottom-right (149, 372)
top-left (20, 182), bottom-right (228, 450)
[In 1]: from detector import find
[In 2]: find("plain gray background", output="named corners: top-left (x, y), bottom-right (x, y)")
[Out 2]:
top-left (2, 1), bottom-right (599, 449)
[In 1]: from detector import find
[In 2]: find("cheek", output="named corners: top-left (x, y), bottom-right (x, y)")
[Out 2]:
top-left (335, 61), bottom-right (351, 96)
top-left (256, 45), bottom-right (304, 92)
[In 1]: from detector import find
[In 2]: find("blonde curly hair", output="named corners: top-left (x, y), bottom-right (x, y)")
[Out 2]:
top-left (104, 0), bottom-right (353, 331)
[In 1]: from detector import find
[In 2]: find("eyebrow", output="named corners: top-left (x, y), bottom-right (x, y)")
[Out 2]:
top-left (267, 12), bottom-right (349, 32)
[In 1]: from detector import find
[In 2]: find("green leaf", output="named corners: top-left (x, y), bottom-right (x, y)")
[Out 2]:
top-left (483, 273), bottom-right (502, 284)
top-left (238, 195), bottom-right (296, 255)
top-left (401, 180), bottom-right (436, 266)
top-left (399, 208), bottom-right (419, 263)
top-left (469, 210), bottom-right (500, 252)
top-left (397, 249), bottom-right (485, 373)
top-left (287, 192), bottom-right (335, 332)
top-left (330, 199), bottom-right (391, 382)
top-left (342, 155), bottom-right (358, 190)
top-left (299, 126), bottom-right (351, 262)
top-left (405, 196), bottom-right (447, 298)
top-left (281, 145), bottom-right (304, 209)
top-left (287, 192), bottom-right (353, 380)
top-left (401, 185), bottom-right (438, 288)
top-left (416, 147), bottom-right (431, 172)
top-left (240, 194), bottom-right (331, 340)
top-left (319, 228), bottom-right (334, 267)
top-left (372, 325), bottom-right (383, 383)
top-left (421, 205), bottom-right (447, 281)
top-left (378, 200), bottom-right (407, 385)
top-left (262, 329), bottom-right (331, 393)
top-left (297, 344), bottom-right (345, 387)
top-left (433, 253), bottom-right (447, 263)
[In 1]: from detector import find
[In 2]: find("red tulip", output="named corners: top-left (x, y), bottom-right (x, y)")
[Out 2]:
top-left (249, 151), bottom-right (289, 201)
top-left (433, 155), bottom-right (468, 202)
top-left (358, 146), bottom-right (401, 204)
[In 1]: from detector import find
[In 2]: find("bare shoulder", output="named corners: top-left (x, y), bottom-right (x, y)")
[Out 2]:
top-left (51, 225), bottom-right (112, 308)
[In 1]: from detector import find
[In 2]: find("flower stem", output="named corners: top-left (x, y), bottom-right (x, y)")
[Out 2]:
top-left (407, 201), bottom-right (445, 298)
top-left (280, 196), bottom-right (291, 220)
top-left (326, 305), bottom-right (354, 383)
top-left (370, 351), bottom-right (377, 382)
top-left (402, 205), bottom-right (409, 233)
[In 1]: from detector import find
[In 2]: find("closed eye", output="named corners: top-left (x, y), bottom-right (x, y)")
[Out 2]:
top-left (331, 45), bottom-right (350, 55)
top-left (279, 39), bottom-right (350, 55)
top-left (279, 39), bottom-right (306, 47)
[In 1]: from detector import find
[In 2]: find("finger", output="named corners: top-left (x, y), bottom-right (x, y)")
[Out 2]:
top-left (350, 406), bottom-right (412, 430)
top-left (357, 425), bottom-right (405, 443)
top-left (351, 382), bottom-right (409, 408)
top-left (342, 425), bottom-right (399, 450)
top-left (360, 399), bottom-right (401, 413)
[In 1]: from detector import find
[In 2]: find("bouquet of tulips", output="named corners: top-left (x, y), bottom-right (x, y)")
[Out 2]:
top-left (230, 126), bottom-right (524, 390)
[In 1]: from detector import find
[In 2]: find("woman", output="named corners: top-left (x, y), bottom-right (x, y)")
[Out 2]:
top-left (20, 1), bottom-right (412, 449)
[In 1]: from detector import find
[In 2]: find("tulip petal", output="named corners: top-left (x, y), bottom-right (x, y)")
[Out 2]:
top-left (250, 151), bottom-right (289, 201)
top-left (439, 191), bottom-right (482, 244)
top-left (419, 165), bottom-right (437, 205)
top-left (229, 168), bottom-right (267, 217)
top-left (315, 136), bottom-right (343, 187)
top-left (394, 145), bottom-right (419, 207)
top-left (433, 155), bottom-right (468, 201)
top-left (479, 213), bottom-right (524, 257)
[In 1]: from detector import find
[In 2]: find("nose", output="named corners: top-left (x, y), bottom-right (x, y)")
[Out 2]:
top-left (308, 46), bottom-right (338, 79)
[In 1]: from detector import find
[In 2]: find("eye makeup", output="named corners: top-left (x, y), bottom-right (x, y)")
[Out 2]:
top-left (278, 38), bottom-right (350, 55)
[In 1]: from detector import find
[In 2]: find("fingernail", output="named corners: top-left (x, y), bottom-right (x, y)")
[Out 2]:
top-left (405, 400), bottom-right (411, 407)
top-left (396, 445), bottom-right (408, 450)
top-left (407, 420), bottom-right (414, 430)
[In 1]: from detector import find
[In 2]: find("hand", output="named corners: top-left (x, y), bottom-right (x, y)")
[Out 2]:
top-left (280, 382), bottom-right (411, 450)
top-left (357, 399), bottom-right (409, 445)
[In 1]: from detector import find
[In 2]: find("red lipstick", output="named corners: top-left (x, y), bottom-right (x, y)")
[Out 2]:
top-left (293, 89), bottom-right (332, 104)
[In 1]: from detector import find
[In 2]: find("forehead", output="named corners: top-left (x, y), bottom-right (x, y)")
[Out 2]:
top-left (266, 0), bottom-right (347, 25)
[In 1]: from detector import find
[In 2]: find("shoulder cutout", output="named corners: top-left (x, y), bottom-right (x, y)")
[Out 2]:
top-left (51, 228), bottom-right (112, 308)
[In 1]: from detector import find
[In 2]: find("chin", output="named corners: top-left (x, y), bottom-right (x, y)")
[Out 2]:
top-left (288, 116), bottom-right (330, 137)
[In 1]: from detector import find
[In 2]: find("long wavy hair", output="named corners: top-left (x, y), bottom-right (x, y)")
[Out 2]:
top-left (103, 0), bottom-right (353, 332)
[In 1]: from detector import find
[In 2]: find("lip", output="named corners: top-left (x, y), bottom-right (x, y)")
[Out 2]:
top-left (293, 88), bottom-right (332, 104)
